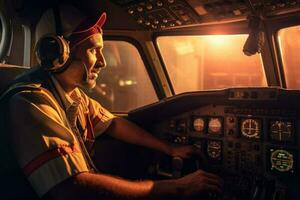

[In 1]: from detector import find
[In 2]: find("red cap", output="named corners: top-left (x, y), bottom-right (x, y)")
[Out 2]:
top-left (69, 12), bottom-right (106, 48)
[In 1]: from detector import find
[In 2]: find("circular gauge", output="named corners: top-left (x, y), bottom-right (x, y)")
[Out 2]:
top-left (207, 140), bottom-right (222, 160)
top-left (193, 118), bottom-right (205, 132)
top-left (270, 149), bottom-right (294, 173)
top-left (270, 120), bottom-right (293, 142)
top-left (241, 119), bottom-right (260, 139)
top-left (208, 118), bottom-right (222, 134)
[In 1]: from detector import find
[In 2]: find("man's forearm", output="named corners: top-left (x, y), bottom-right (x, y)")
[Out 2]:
top-left (46, 172), bottom-right (180, 200)
top-left (104, 117), bottom-right (172, 155)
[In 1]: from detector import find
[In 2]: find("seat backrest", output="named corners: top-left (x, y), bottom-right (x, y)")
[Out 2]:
top-left (0, 64), bottom-right (39, 199)
top-left (0, 64), bottom-right (29, 95)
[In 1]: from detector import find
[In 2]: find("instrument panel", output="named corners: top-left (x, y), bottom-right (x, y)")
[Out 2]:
top-left (128, 88), bottom-right (300, 199)
top-left (151, 104), bottom-right (300, 178)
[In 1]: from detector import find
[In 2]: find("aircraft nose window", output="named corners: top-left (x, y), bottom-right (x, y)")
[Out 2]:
top-left (157, 35), bottom-right (267, 94)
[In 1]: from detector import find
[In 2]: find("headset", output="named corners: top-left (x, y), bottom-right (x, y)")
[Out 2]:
top-left (35, 6), bottom-right (71, 73)
top-left (35, 35), bottom-right (70, 72)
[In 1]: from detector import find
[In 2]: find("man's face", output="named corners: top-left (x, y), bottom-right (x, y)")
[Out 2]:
top-left (72, 33), bottom-right (106, 89)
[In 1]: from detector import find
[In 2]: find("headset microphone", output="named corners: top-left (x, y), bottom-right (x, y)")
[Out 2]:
top-left (82, 60), bottom-right (90, 83)
top-left (72, 58), bottom-right (90, 83)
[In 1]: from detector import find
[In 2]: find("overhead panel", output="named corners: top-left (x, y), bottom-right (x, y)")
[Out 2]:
top-left (111, 0), bottom-right (300, 30)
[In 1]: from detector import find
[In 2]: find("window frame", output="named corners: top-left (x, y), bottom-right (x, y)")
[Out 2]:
top-left (271, 15), bottom-right (300, 89)
top-left (0, 7), bottom-right (12, 63)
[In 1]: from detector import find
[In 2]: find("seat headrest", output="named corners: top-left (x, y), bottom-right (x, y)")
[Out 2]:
top-left (0, 64), bottom-right (30, 94)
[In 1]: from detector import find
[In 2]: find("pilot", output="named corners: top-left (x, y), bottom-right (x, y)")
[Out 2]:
top-left (2, 4), bottom-right (222, 199)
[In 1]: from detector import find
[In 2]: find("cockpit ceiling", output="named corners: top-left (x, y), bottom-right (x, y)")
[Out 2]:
top-left (6, 0), bottom-right (300, 31)
top-left (111, 0), bottom-right (300, 30)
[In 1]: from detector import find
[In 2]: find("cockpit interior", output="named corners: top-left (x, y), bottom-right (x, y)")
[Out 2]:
top-left (0, 0), bottom-right (300, 199)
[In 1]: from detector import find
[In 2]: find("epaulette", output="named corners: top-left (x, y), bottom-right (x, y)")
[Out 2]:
top-left (0, 82), bottom-right (42, 104)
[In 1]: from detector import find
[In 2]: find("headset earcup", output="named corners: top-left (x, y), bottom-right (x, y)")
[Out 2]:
top-left (35, 35), bottom-right (70, 71)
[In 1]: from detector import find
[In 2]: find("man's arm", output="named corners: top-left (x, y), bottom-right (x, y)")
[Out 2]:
top-left (45, 170), bottom-right (223, 200)
top-left (101, 117), bottom-right (175, 156)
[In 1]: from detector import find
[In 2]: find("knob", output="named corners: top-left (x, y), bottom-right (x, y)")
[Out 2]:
top-left (137, 7), bottom-right (143, 12)
top-left (128, 9), bottom-right (134, 14)
top-left (157, 1), bottom-right (163, 7)
top-left (146, 4), bottom-right (153, 10)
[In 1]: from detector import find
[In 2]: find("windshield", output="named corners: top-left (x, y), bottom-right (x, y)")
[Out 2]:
top-left (157, 35), bottom-right (267, 94)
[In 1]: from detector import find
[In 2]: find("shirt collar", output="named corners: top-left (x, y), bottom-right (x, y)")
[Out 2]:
top-left (50, 75), bottom-right (81, 110)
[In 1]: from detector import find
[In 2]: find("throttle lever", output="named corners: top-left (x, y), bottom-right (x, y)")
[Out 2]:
top-left (172, 156), bottom-right (183, 179)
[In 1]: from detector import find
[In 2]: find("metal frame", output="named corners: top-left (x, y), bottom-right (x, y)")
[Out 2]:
top-left (0, 5), bottom-right (12, 63)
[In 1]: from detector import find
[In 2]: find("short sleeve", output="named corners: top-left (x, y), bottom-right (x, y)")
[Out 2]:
top-left (7, 89), bottom-right (89, 197)
top-left (81, 93), bottom-right (115, 138)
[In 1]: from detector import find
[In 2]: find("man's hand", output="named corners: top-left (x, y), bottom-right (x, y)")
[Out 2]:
top-left (169, 145), bottom-right (201, 159)
top-left (175, 169), bottom-right (223, 198)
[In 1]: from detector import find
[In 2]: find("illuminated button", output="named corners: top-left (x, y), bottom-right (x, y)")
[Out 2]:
top-left (181, 15), bottom-right (190, 22)
top-left (128, 9), bottom-right (134, 14)
top-left (137, 7), bottom-right (143, 12)
top-left (178, 10), bottom-right (185, 15)
top-left (269, 5), bottom-right (276, 10)
top-left (157, 1), bottom-right (163, 7)
top-left (176, 20), bottom-right (182, 25)
top-left (233, 9), bottom-right (242, 16)
top-left (137, 19), bottom-right (143, 24)
top-left (170, 23), bottom-right (175, 27)
top-left (160, 25), bottom-right (166, 29)
top-left (163, 19), bottom-right (168, 23)
top-left (146, 4), bottom-right (153, 10)
top-left (145, 21), bottom-right (151, 26)
top-left (154, 20), bottom-right (159, 24)
top-left (228, 117), bottom-right (234, 123)
top-left (277, 3), bottom-right (285, 8)
top-left (152, 24), bottom-right (158, 29)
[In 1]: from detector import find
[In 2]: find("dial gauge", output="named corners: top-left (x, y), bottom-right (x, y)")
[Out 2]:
top-left (207, 140), bottom-right (222, 160)
top-left (270, 149), bottom-right (294, 173)
top-left (193, 117), bottom-right (205, 132)
top-left (270, 120), bottom-right (293, 142)
top-left (241, 118), bottom-right (261, 139)
top-left (208, 117), bottom-right (222, 135)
